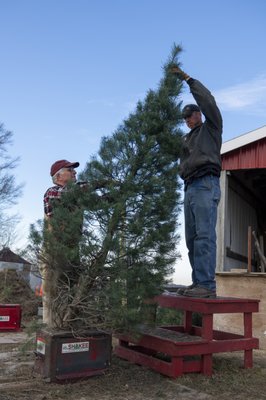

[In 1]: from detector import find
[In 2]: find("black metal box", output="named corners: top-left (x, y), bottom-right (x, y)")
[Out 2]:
top-left (34, 328), bottom-right (112, 382)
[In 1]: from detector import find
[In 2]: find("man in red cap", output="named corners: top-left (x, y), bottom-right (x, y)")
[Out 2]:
top-left (41, 159), bottom-right (114, 326)
top-left (41, 159), bottom-right (85, 326)
top-left (44, 159), bottom-right (81, 218)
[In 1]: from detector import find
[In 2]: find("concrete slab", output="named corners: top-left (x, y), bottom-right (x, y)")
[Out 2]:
top-left (0, 331), bottom-right (28, 345)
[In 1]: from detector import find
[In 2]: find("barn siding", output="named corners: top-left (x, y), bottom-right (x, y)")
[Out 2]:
top-left (222, 137), bottom-right (266, 170)
top-left (224, 187), bottom-right (257, 271)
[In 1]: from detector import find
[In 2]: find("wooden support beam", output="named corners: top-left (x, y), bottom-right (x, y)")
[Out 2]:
top-left (247, 226), bottom-right (252, 273)
top-left (252, 230), bottom-right (266, 272)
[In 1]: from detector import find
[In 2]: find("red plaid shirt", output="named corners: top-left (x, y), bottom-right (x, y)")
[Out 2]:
top-left (43, 182), bottom-right (88, 217)
top-left (43, 185), bottom-right (66, 217)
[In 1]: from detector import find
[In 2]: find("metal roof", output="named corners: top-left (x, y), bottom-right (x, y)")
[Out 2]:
top-left (222, 137), bottom-right (266, 170)
top-left (221, 125), bottom-right (266, 155)
top-left (221, 125), bottom-right (266, 170)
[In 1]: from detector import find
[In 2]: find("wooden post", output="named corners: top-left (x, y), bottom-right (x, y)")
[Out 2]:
top-left (184, 311), bottom-right (192, 333)
top-left (252, 231), bottom-right (266, 272)
top-left (260, 235), bottom-right (265, 272)
top-left (247, 226), bottom-right (252, 273)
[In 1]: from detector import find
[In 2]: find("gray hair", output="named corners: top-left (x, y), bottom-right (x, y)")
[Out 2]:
top-left (52, 168), bottom-right (65, 184)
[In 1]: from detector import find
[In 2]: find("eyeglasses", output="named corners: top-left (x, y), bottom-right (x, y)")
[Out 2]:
top-left (65, 167), bottom-right (76, 172)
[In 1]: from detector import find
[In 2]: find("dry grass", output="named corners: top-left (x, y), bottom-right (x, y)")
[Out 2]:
top-left (0, 348), bottom-right (266, 400)
top-left (177, 350), bottom-right (266, 400)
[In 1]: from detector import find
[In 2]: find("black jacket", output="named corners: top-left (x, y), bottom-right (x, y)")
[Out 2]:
top-left (179, 78), bottom-right (222, 181)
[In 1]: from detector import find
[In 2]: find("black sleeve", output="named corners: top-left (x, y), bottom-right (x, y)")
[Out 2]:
top-left (187, 78), bottom-right (222, 132)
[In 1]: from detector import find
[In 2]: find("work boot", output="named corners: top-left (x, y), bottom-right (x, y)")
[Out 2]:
top-left (183, 285), bottom-right (216, 298)
top-left (176, 284), bottom-right (195, 296)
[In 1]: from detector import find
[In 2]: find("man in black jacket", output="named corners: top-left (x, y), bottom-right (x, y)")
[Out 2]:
top-left (172, 66), bottom-right (222, 298)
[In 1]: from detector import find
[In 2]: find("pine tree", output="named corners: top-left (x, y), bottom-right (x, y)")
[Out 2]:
top-left (30, 44), bottom-right (185, 332)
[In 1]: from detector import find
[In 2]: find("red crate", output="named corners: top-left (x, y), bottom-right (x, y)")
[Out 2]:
top-left (0, 304), bottom-right (22, 331)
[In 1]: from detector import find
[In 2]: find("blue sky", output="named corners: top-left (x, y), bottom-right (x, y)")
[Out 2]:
top-left (1, 0), bottom-right (266, 284)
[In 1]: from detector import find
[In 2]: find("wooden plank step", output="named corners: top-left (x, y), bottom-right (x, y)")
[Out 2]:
top-left (137, 326), bottom-right (203, 343)
top-left (117, 327), bottom-right (209, 358)
top-left (154, 294), bottom-right (259, 313)
top-left (114, 344), bottom-right (206, 378)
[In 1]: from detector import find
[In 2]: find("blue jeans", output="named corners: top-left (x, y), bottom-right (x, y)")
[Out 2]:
top-left (184, 175), bottom-right (221, 291)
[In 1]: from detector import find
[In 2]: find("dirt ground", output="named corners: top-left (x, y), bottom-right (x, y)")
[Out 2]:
top-left (0, 332), bottom-right (266, 400)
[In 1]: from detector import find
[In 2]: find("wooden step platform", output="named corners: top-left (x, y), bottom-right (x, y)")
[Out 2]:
top-left (114, 295), bottom-right (260, 377)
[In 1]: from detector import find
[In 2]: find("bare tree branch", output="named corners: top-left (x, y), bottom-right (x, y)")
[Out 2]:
top-left (0, 123), bottom-right (22, 248)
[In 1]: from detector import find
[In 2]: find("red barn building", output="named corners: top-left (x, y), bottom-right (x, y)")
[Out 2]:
top-left (215, 125), bottom-right (266, 347)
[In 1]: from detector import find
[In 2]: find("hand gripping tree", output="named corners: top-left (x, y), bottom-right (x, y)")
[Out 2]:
top-left (30, 44), bottom-right (185, 333)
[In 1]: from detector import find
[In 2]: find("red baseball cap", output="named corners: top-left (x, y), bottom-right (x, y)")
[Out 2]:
top-left (50, 159), bottom-right (80, 177)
